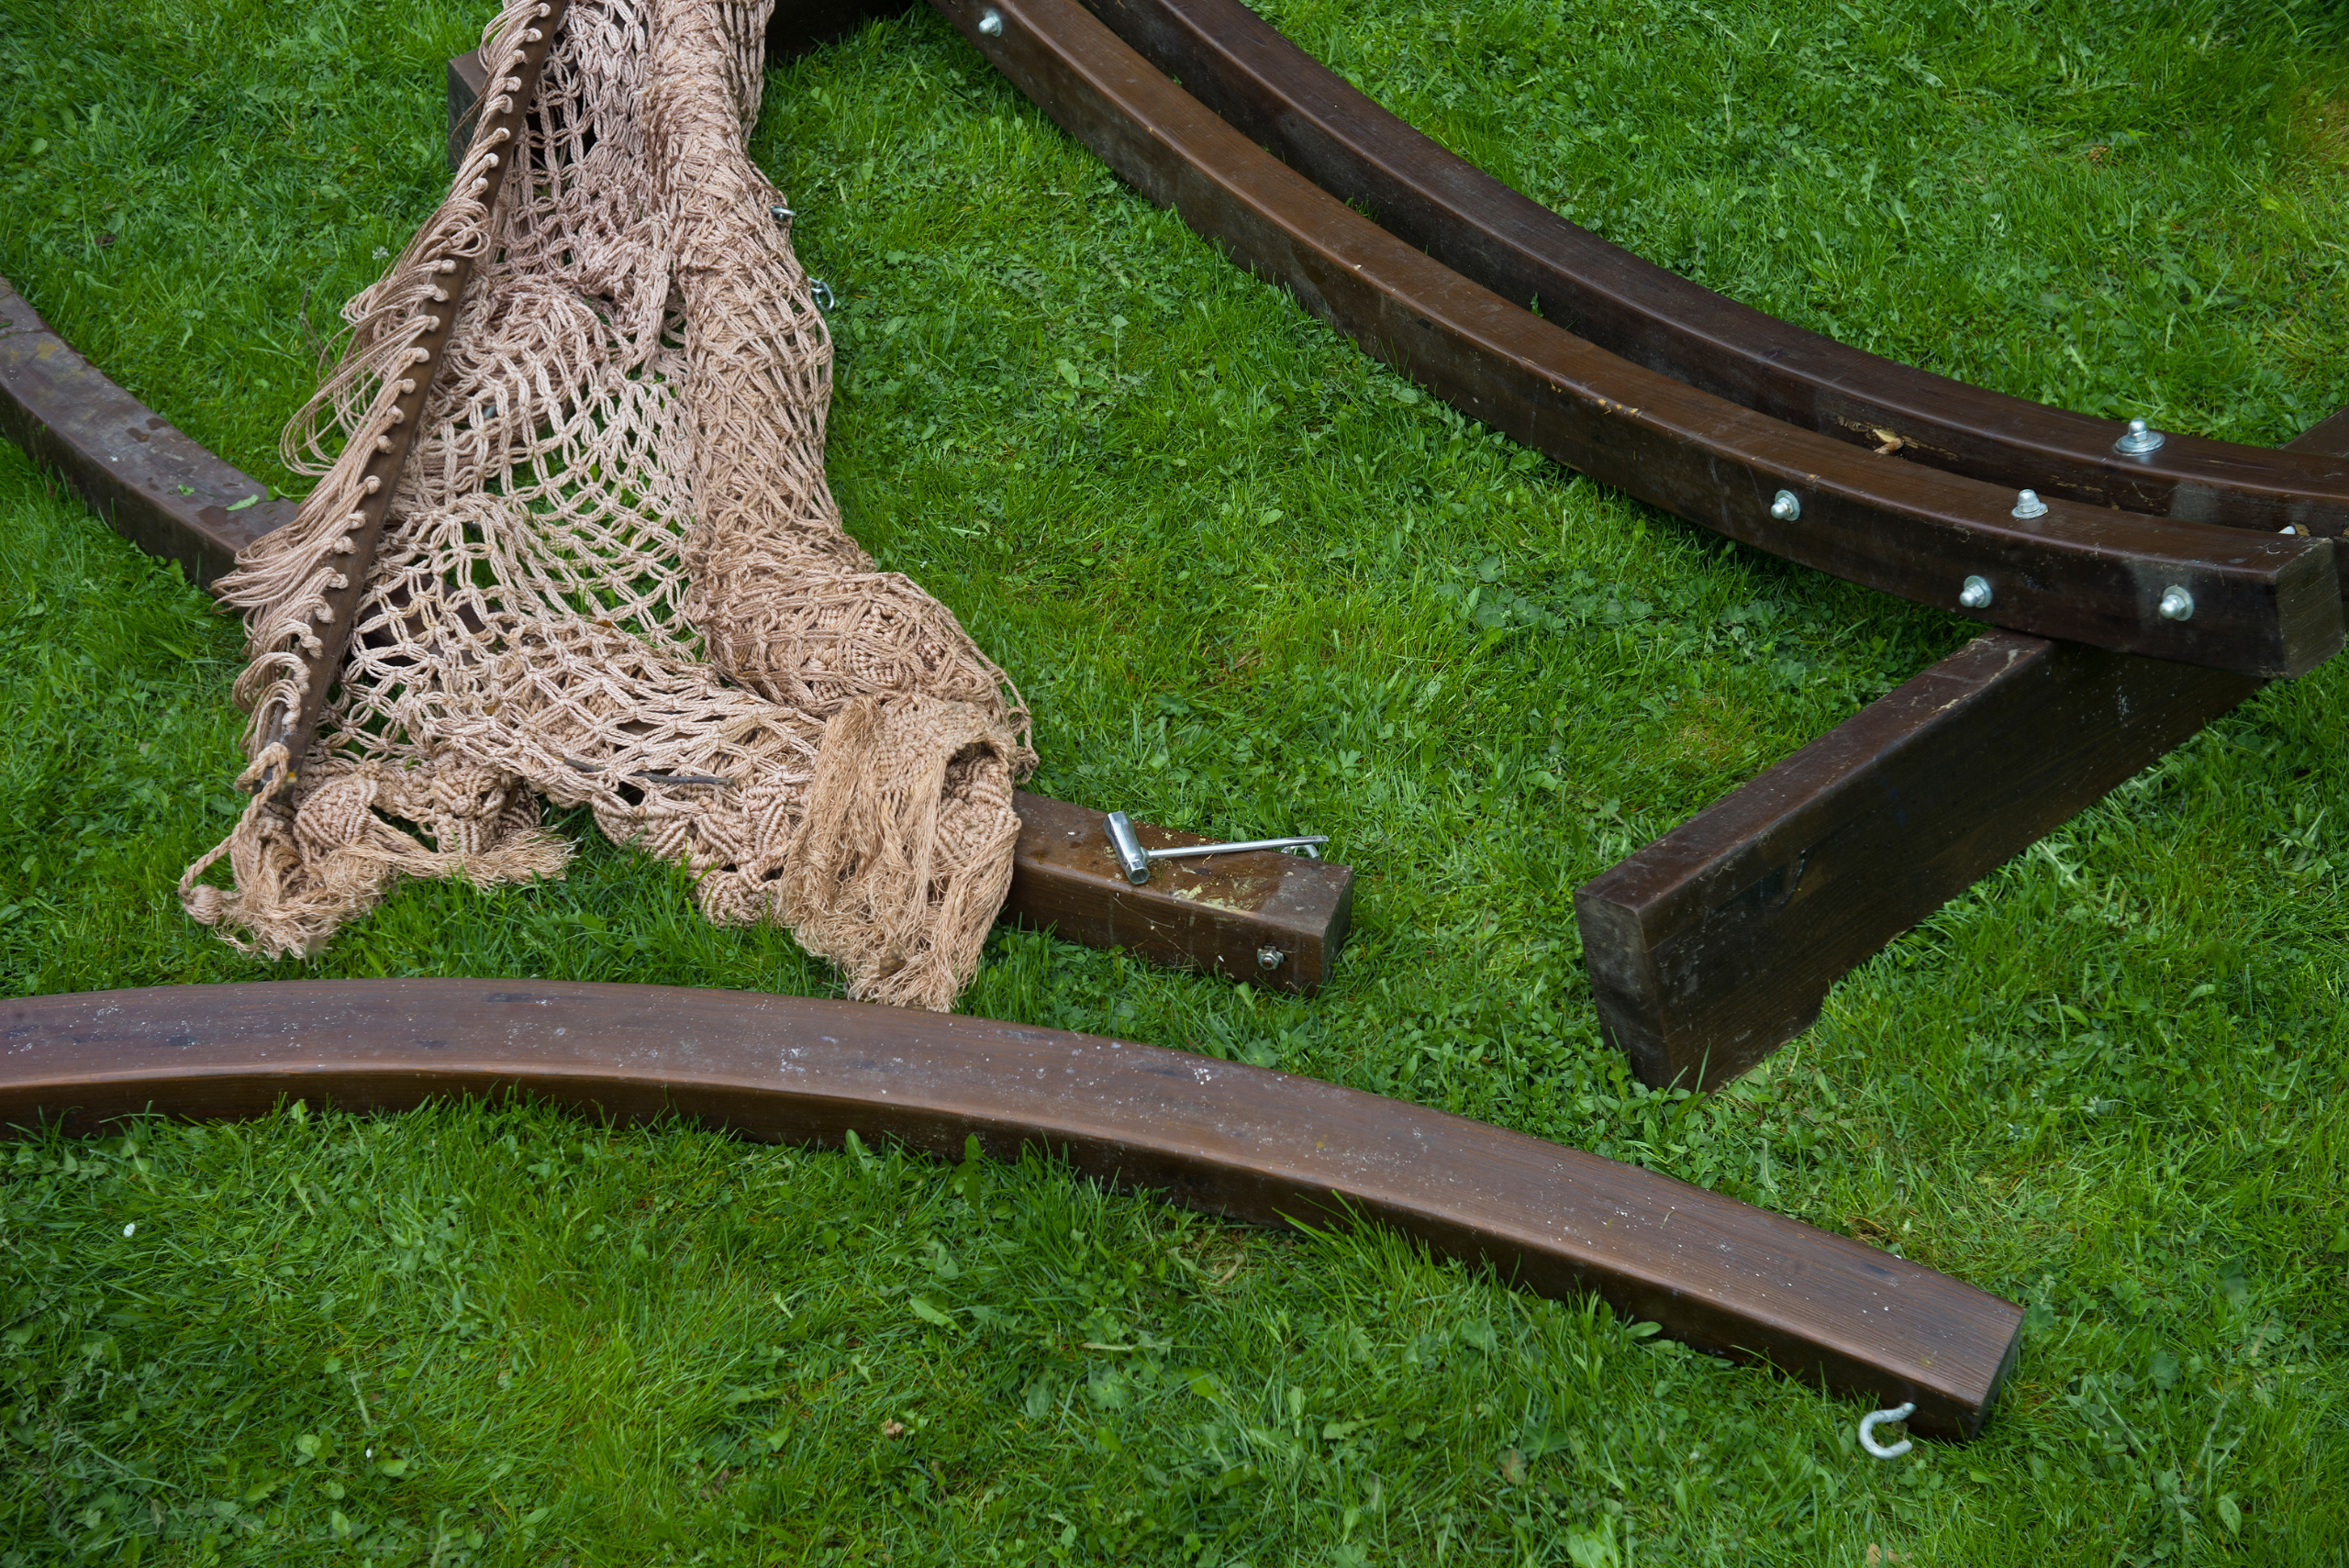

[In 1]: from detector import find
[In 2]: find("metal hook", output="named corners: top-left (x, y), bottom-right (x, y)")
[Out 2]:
top-left (1858, 1402), bottom-right (1915, 1460)
top-left (808, 278), bottom-right (836, 313)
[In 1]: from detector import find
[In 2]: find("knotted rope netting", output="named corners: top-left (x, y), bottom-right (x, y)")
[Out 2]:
top-left (182, 0), bottom-right (1034, 1010)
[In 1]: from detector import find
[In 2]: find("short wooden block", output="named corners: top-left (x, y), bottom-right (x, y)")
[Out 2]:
top-left (1004, 792), bottom-right (1353, 995)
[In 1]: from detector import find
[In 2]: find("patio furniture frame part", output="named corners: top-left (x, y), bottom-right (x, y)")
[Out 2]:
top-left (1046, 0), bottom-right (2349, 1085)
top-left (931, 0), bottom-right (2342, 681)
top-left (1574, 403), bottom-right (2345, 1085)
top-left (857, 0), bottom-right (2338, 1085)
top-left (9, 0), bottom-right (2329, 1076)
top-left (449, 11), bottom-right (2343, 682)
top-left (0, 979), bottom-right (2026, 1440)
top-left (1085, 0), bottom-right (2349, 544)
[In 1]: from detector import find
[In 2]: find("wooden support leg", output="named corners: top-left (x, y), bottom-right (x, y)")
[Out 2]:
top-left (1575, 414), bottom-right (2346, 1091)
top-left (1575, 636), bottom-right (2256, 1088)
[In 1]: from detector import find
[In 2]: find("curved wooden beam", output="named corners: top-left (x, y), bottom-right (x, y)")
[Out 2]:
top-left (923, 0), bottom-right (2339, 678)
top-left (442, 6), bottom-right (2348, 672)
top-left (0, 980), bottom-right (2023, 1440)
top-left (0, 280), bottom-right (299, 585)
top-left (1084, 0), bottom-right (2349, 550)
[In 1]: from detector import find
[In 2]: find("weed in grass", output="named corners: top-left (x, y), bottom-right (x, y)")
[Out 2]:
top-left (4, 0), bottom-right (2348, 1562)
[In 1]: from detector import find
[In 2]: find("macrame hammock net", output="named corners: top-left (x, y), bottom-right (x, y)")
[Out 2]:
top-left (181, 0), bottom-right (1034, 1011)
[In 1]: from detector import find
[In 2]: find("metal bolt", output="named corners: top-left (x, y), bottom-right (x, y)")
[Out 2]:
top-left (2114, 417), bottom-right (2165, 456)
top-left (1106, 810), bottom-right (1150, 884)
top-left (2010, 488), bottom-right (2048, 519)
top-left (770, 202), bottom-right (794, 223)
top-left (1768, 489), bottom-right (1800, 522)
top-left (977, 8), bottom-right (1003, 34)
top-left (2158, 585), bottom-right (2194, 622)
top-left (1256, 947), bottom-right (1286, 972)
top-left (1105, 809), bottom-right (1327, 885)
top-left (1958, 574), bottom-right (1993, 610)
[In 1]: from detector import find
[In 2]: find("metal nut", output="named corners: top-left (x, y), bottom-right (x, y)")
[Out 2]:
top-left (1958, 574), bottom-right (1993, 611)
top-left (1768, 489), bottom-right (1800, 522)
top-left (2010, 488), bottom-right (2048, 519)
top-left (977, 8), bottom-right (1004, 34)
top-left (1256, 947), bottom-right (1286, 972)
top-left (2158, 585), bottom-right (2194, 622)
top-left (2114, 417), bottom-right (2165, 456)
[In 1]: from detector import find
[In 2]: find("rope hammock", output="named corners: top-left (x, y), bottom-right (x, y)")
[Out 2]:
top-left (182, 0), bottom-right (1034, 1011)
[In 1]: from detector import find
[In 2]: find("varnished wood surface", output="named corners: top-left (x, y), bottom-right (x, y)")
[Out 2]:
top-left (923, 0), bottom-right (2339, 677)
top-left (2288, 406), bottom-right (2349, 461)
top-left (1570, 407), bottom-right (2349, 1088)
top-left (0, 980), bottom-right (2022, 1438)
top-left (1575, 636), bottom-right (2256, 1088)
top-left (1005, 792), bottom-right (1353, 994)
top-left (0, 277), bottom-right (298, 587)
top-left (1083, 0), bottom-right (2349, 556)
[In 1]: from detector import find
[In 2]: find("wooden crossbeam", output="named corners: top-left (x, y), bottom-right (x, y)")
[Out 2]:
top-left (1574, 636), bottom-right (2257, 1088)
top-left (1574, 407), bottom-right (2347, 1088)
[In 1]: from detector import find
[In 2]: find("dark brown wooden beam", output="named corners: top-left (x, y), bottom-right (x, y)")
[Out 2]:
top-left (0, 278), bottom-right (298, 585)
top-left (0, 273), bottom-right (1350, 989)
top-left (1574, 635), bottom-right (2257, 1089)
top-left (0, 980), bottom-right (2025, 1439)
top-left (1005, 791), bottom-right (1352, 993)
top-left (925, 0), bottom-right (2336, 677)
top-left (2289, 405), bottom-right (2349, 460)
top-left (1082, 0), bottom-right (2349, 550)
top-left (1569, 406), bottom-right (2349, 1090)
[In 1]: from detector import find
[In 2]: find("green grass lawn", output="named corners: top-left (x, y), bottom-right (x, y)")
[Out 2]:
top-left (5, 0), bottom-right (2348, 1561)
